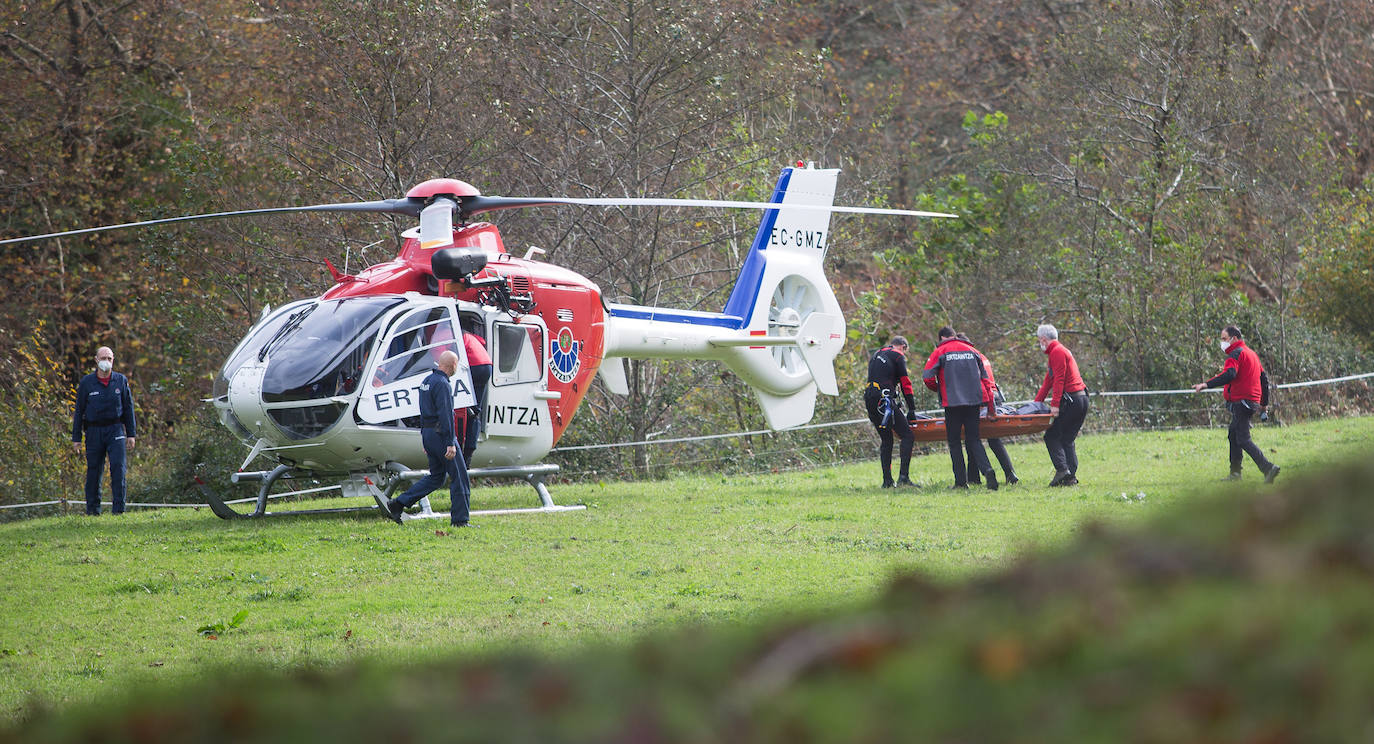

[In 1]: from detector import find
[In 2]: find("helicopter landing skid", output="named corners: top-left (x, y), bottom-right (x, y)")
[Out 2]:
top-left (197, 463), bottom-right (582, 520)
top-left (380, 463), bottom-right (585, 522)
top-left (200, 465), bottom-right (381, 519)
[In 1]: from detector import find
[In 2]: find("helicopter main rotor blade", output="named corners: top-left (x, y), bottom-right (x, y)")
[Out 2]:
top-left (1, 190), bottom-right (954, 247)
top-left (0, 199), bottom-right (424, 246)
top-left (458, 195), bottom-right (957, 220)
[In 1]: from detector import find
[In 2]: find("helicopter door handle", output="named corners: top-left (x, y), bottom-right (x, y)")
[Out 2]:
top-left (532, 391), bottom-right (562, 400)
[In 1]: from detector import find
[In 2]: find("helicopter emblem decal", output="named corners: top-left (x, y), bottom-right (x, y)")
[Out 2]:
top-left (550, 327), bottom-right (582, 384)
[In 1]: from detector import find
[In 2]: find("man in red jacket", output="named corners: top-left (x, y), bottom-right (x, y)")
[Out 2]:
top-left (956, 333), bottom-right (1018, 486)
top-left (923, 327), bottom-right (998, 490)
top-left (462, 329), bottom-right (493, 465)
top-left (1192, 325), bottom-right (1279, 483)
top-left (1034, 324), bottom-right (1089, 487)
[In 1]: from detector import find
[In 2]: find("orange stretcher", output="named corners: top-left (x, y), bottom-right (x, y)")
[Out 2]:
top-left (906, 413), bottom-right (1056, 443)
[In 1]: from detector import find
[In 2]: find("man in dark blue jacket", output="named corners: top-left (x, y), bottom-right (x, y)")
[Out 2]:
top-left (377, 350), bottom-right (472, 526)
top-left (71, 346), bottom-right (137, 515)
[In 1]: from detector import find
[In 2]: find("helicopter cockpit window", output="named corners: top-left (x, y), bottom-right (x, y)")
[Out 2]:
top-left (213, 299), bottom-right (314, 401)
top-left (259, 297), bottom-right (404, 403)
top-left (372, 306), bottom-right (460, 386)
top-left (492, 322), bottom-right (544, 386)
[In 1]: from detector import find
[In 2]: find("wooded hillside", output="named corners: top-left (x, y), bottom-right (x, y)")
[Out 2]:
top-left (3, 0), bottom-right (1373, 503)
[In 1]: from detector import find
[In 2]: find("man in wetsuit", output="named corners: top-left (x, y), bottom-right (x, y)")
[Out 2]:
top-left (1191, 325), bottom-right (1280, 483)
top-left (923, 327), bottom-right (998, 490)
top-left (864, 336), bottom-right (918, 488)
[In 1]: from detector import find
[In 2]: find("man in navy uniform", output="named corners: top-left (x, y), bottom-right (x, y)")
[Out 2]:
top-left (376, 350), bottom-right (472, 526)
top-left (864, 336), bottom-right (918, 488)
top-left (71, 346), bottom-right (137, 515)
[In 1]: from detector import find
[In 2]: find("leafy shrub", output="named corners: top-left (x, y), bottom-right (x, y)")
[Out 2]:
top-left (0, 324), bottom-right (83, 514)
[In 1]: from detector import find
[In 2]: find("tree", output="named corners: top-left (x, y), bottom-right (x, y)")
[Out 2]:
top-left (486, 0), bottom-right (819, 468)
top-left (999, 0), bottom-right (1324, 388)
top-left (1298, 185), bottom-right (1374, 351)
top-left (0, 0), bottom-right (274, 414)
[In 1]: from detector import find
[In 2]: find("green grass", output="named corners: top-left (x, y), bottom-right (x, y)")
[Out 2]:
top-left (0, 417), bottom-right (1368, 727)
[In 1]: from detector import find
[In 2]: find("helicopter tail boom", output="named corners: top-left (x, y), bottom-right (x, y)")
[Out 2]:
top-left (602, 165), bottom-right (846, 429)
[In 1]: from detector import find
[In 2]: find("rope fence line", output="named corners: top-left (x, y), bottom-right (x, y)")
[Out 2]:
top-left (3, 371), bottom-right (1370, 513)
top-left (0, 499), bottom-right (206, 511)
top-left (552, 437), bottom-right (876, 480)
top-left (1093, 371), bottom-right (1374, 397)
top-left (549, 370), bottom-right (1374, 453)
top-left (550, 417), bottom-right (873, 451)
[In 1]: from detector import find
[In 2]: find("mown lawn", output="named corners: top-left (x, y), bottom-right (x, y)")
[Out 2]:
top-left (0, 416), bottom-right (1368, 724)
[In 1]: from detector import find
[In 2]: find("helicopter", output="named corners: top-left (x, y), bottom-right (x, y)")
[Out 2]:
top-left (2, 162), bottom-right (953, 521)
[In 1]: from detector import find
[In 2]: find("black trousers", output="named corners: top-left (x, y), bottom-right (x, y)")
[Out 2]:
top-left (1044, 391), bottom-right (1089, 474)
top-left (945, 405), bottom-right (991, 486)
top-left (462, 363), bottom-right (492, 463)
top-left (968, 437), bottom-right (1015, 482)
top-left (865, 388), bottom-right (913, 481)
top-left (1227, 401), bottom-right (1274, 475)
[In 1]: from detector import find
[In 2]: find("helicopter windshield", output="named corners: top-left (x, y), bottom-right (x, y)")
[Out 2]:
top-left (214, 299), bottom-right (315, 401)
top-left (257, 296), bottom-right (405, 403)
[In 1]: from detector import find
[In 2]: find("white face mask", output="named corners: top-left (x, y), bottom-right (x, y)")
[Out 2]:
top-left (1038, 338), bottom-right (1049, 351)
top-left (97, 359), bottom-right (113, 373)
top-left (1219, 339), bottom-right (1230, 351)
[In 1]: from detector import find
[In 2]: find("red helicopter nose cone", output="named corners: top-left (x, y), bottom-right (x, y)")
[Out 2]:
top-left (406, 178), bottom-right (481, 198)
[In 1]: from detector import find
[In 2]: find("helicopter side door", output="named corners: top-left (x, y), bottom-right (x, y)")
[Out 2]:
top-left (475, 312), bottom-right (554, 466)
top-left (355, 297), bottom-right (476, 428)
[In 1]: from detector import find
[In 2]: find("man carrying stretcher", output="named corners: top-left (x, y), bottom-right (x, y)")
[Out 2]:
top-left (864, 336), bottom-right (918, 489)
top-left (923, 326), bottom-right (999, 490)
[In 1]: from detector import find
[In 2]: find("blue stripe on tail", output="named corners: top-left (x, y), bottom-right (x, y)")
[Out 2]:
top-left (721, 168), bottom-right (791, 323)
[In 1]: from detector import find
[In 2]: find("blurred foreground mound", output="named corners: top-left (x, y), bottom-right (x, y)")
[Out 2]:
top-left (9, 460), bottom-right (1374, 743)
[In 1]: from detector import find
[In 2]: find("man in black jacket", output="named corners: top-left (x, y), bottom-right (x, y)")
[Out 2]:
top-left (864, 336), bottom-right (918, 488)
top-left (377, 350), bottom-right (472, 526)
top-left (71, 346), bottom-right (137, 515)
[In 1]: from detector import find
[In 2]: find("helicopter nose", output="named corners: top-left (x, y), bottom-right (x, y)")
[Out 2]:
top-left (227, 362), bottom-right (272, 439)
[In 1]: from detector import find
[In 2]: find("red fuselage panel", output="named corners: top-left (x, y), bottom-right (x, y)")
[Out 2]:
top-left (320, 221), bottom-right (606, 446)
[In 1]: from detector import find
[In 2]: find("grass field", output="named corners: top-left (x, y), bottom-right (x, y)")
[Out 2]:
top-left (1, 416), bottom-right (1370, 726)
